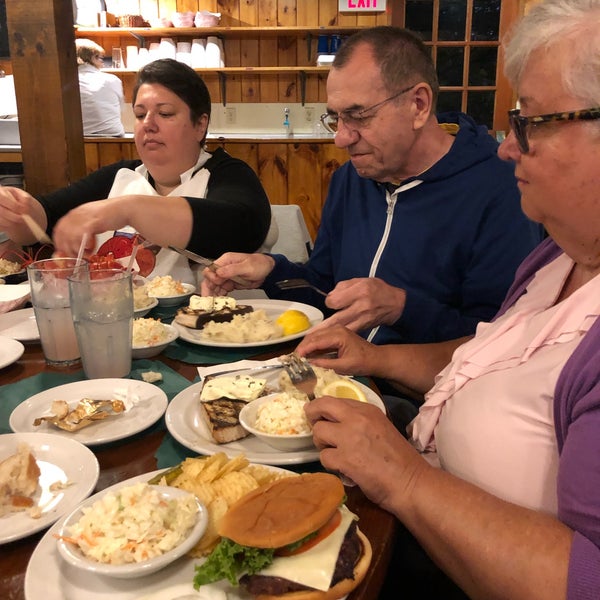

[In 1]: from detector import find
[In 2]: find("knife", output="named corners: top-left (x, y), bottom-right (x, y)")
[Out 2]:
top-left (168, 246), bottom-right (251, 286)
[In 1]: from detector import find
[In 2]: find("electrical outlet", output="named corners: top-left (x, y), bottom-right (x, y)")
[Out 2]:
top-left (304, 107), bottom-right (315, 123)
top-left (225, 107), bottom-right (236, 125)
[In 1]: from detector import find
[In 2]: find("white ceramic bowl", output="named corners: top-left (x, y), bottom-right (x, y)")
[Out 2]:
top-left (56, 485), bottom-right (207, 579)
top-left (133, 297), bottom-right (159, 318)
top-left (239, 394), bottom-right (315, 452)
top-left (149, 283), bottom-right (195, 307)
top-left (132, 323), bottom-right (178, 358)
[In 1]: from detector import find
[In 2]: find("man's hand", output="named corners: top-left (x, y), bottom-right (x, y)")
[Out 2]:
top-left (200, 252), bottom-right (275, 295)
top-left (322, 277), bottom-right (406, 332)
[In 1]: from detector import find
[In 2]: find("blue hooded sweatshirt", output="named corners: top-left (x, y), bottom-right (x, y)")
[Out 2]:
top-left (264, 112), bottom-right (544, 344)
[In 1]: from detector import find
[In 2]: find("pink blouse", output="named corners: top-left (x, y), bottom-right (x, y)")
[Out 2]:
top-left (409, 253), bottom-right (600, 512)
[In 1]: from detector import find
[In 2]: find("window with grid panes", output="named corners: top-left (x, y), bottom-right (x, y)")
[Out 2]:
top-left (400, 0), bottom-right (516, 133)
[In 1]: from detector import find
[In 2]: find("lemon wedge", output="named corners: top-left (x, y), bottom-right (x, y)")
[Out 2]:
top-left (275, 309), bottom-right (311, 336)
top-left (321, 379), bottom-right (368, 402)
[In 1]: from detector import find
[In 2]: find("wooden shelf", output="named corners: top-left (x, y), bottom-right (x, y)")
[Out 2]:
top-left (82, 25), bottom-right (354, 105)
top-left (75, 26), bottom-right (360, 38)
top-left (103, 66), bottom-right (330, 75)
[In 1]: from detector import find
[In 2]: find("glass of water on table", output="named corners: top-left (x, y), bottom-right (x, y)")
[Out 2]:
top-left (68, 268), bottom-right (133, 379)
top-left (27, 258), bottom-right (88, 367)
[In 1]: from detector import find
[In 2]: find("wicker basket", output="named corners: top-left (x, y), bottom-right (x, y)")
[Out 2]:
top-left (117, 15), bottom-right (148, 28)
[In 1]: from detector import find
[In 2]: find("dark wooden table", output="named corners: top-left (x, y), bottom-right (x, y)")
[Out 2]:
top-left (0, 343), bottom-right (397, 600)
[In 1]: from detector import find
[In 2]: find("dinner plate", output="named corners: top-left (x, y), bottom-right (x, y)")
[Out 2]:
top-left (0, 432), bottom-right (99, 545)
top-left (0, 307), bottom-right (40, 342)
top-left (9, 379), bottom-right (168, 446)
top-left (25, 467), bottom-right (289, 600)
top-left (0, 335), bottom-right (25, 369)
top-left (0, 281), bottom-right (30, 302)
top-left (172, 299), bottom-right (324, 348)
top-left (165, 372), bottom-right (385, 466)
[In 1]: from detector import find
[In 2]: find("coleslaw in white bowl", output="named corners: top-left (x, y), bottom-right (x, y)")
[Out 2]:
top-left (56, 483), bottom-right (207, 578)
top-left (132, 320), bottom-right (178, 359)
top-left (239, 392), bottom-right (315, 452)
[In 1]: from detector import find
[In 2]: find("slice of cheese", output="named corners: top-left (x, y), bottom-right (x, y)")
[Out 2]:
top-left (200, 376), bottom-right (267, 402)
top-left (258, 505), bottom-right (356, 592)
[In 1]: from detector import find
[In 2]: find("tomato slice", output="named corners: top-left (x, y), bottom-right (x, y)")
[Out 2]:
top-left (276, 509), bottom-right (342, 557)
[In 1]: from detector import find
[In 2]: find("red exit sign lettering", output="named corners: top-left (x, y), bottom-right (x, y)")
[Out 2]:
top-left (339, 0), bottom-right (386, 11)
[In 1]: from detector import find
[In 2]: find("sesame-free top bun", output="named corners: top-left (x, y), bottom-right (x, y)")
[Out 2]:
top-left (218, 472), bottom-right (345, 549)
top-left (254, 530), bottom-right (373, 600)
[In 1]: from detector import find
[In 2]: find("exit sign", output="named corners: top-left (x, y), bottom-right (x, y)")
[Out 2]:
top-left (339, 0), bottom-right (386, 11)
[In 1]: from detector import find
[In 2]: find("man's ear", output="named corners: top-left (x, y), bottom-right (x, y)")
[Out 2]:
top-left (411, 83), bottom-right (434, 130)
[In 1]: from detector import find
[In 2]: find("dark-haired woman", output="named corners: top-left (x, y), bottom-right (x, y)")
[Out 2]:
top-left (0, 59), bottom-right (273, 282)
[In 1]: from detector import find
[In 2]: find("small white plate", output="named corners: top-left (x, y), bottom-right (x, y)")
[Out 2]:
top-left (0, 307), bottom-right (40, 342)
top-left (25, 466), bottom-right (290, 600)
top-left (132, 324), bottom-right (179, 359)
top-left (172, 298), bottom-right (324, 348)
top-left (0, 335), bottom-right (25, 369)
top-left (9, 379), bottom-right (168, 446)
top-left (0, 432), bottom-right (99, 544)
top-left (165, 370), bottom-right (385, 465)
top-left (0, 282), bottom-right (30, 302)
top-left (149, 283), bottom-right (195, 307)
top-left (57, 485), bottom-right (208, 579)
top-left (133, 297), bottom-right (159, 318)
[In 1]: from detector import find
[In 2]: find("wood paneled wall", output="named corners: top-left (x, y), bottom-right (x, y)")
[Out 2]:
top-left (80, 1), bottom-right (390, 238)
top-left (84, 137), bottom-right (349, 240)
top-left (93, 0), bottom-right (390, 104)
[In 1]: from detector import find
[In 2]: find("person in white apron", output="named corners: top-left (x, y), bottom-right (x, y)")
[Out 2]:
top-left (0, 59), bottom-right (275, 285)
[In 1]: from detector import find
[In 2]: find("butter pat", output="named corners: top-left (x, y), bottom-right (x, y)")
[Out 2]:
top-left (200, 375), bottom-right (267, 401)
top-left (189, 295), bottom-right (237, 312)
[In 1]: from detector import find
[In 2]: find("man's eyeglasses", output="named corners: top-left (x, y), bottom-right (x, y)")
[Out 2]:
top-left (320, 84), bottom-right (416, 134)
top-left (508, 107), bottom-right (600, 154)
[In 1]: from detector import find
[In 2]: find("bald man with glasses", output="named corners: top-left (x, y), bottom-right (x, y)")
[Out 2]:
top-left (203, 26), bottom-right (543, 352)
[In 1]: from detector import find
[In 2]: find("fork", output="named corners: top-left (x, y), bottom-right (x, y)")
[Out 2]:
top-left (282, 353), bottom-right (357, 486)
top-left (275, 278), bottom-right (328, 297)
top-left (281, 353), bottom-right (318, 400)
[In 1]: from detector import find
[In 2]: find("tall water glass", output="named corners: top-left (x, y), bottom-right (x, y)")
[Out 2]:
top-left (68, 269), bottom-right (133, 379)
top-left (27, 258), bottom-right (88, 367)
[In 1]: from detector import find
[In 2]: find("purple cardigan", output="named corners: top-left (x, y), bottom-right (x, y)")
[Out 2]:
top-left (497, 238), bottom-right (600, 599)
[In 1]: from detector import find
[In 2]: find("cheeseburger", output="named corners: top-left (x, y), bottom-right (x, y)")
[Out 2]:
top-left (193, 472), bottom-right (372, 599)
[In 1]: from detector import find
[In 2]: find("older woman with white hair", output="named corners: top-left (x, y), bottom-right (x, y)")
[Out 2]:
top-left (75, 38), bottom-right (125, 137)
top-left (296, 1), bottom-right (600, 598)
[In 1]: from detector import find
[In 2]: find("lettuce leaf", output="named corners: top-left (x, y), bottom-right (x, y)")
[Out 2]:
top-left (193, 538), bottom-right (275, 588)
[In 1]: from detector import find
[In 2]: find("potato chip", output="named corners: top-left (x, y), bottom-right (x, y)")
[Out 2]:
top-left (189, 496), bottom-right (229, 557)
top-left (211, 471), bottom-right (259, 505)
top-left (195, 453), bottom-right (228, 483)
top-left (163, 453), bottom-right (296, 557)
top-left (214, 454), bottom-right (249, 479)
top-left (243, 464), bottom-right (289, 486)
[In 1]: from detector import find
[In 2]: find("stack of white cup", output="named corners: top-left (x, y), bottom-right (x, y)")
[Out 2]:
top-left (159, 38), bottom-right (176, 59)
top-left (176, 41), bottom-right (192, 66)
top-left (205, 36), bottom-right (224, 67)
top-left (191, 39), bottom-right (206, 68)
top-left (126, 45), bottom-right (138, 70)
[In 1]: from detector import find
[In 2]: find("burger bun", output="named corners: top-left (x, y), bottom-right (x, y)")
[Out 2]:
top-left (219, 472), bottom-right (345, 549)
